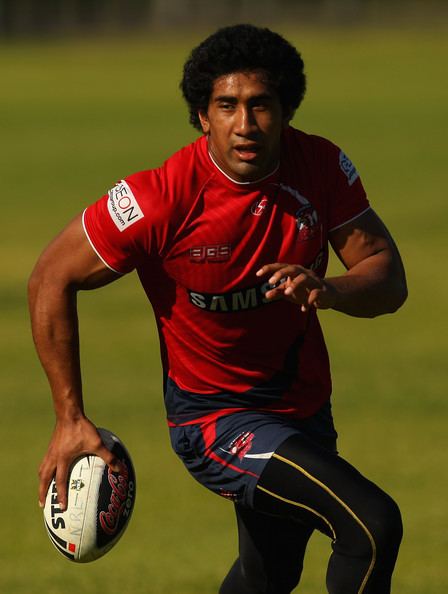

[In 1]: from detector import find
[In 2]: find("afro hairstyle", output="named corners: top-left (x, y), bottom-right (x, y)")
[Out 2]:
top-left (181, 24), bottom-right (306, 131)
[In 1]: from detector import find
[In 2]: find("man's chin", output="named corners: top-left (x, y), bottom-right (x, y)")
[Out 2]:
top-left (229, 159), bottom-right (270, 183)
top-left (212, 151), bottom-right (274, 183)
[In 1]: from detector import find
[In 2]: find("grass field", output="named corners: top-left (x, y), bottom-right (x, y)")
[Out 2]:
top-left (1, 24), bottom-right (447, 593)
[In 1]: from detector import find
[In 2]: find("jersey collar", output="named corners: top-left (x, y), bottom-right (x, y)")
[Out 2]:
top-left (207, 147), bottom-right (280, 188)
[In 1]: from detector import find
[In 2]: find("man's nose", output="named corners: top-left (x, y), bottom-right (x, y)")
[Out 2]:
top-left (234, 106), bottom-right (256, 136)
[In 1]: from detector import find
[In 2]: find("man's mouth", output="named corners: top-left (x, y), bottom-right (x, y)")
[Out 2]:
top-left (233, 143), bottom-right (261, 161)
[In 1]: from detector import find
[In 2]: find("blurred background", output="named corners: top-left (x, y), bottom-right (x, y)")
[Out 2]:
top-left (1, 0), bottom-right (448, 36)
top-left (1, 1), bottom-right (447, 593)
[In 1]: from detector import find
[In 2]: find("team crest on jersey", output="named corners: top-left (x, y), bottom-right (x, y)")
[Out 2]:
top-left (339, 151), bottom-right (359, 186)
top-left (296, 204), bottom-right (319, 241)
top-left (227, 432), bottom-right (255, 460)
top-left (107, 180), bottom-right (144, 232)
top-left (275, 183), bottom-right (319, 242)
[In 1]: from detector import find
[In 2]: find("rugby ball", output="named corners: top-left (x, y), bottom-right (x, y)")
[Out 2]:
top-left (43, 428), bottom-right (136, 562)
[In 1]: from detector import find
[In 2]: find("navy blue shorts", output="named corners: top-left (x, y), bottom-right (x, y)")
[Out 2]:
top-left (169, 403), bottom-right (338, 508)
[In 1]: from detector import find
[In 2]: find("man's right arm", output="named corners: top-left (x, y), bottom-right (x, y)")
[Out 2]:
top-left (28, 213), bottom-right (123, 510)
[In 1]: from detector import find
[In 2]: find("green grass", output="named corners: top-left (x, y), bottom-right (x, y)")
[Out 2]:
top-left (1, 25), bottom-right (447, 593)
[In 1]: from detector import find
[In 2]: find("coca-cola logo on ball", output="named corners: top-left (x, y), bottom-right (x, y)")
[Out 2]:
top-left (99, 462), bottom-right (135, 536)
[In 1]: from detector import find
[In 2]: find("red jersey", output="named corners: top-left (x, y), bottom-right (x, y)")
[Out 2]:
top-left (83, 127), bottom-right (369, 421)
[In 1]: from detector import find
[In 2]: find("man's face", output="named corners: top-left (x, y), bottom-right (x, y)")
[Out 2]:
top-left (198, 71), bottom-right (290, 183)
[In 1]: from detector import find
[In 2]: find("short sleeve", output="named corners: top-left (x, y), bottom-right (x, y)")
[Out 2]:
top-left (83, 174), bottom-right (156, 274)
top-left (323, 141), bottom-right (371, 232)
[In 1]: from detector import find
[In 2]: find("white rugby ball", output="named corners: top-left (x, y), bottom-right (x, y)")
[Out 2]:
top-left (43, 428), bottom-right (136, 562)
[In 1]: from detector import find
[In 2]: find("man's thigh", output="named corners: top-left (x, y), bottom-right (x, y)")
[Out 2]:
top-left (169, 404), bottom-right (338, 509)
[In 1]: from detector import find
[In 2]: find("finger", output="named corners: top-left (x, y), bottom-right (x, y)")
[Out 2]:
top-left (256, 263), bottom-right (285, 277)
top-left (55, 462), bottom-right (70, 511)
top-left (38, 463), bottom-right (55, 508)
top-left (308, 285), bottom-right (336, 310)
top-left (283, 273), bottom-right (311, 297)
top-left (266, 273), bottom-right (309, 302)
top-left (96, 444), bottom-right (123, 473)
top-left (307, 288), bottom-right (321, 308)
top-left (264, 285), bottom-right (286, 300)
top-left (284, 270), bottom-right (322, 296)
top-left (283, 276), bottom-right (319, 311)
top-left (257, 264), bottom-right (296, 285)
top-left (268, 269), bottom-right (298, 286)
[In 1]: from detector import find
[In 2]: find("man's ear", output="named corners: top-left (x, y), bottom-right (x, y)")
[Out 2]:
top-left (198, 110), bottom-right (210, 134)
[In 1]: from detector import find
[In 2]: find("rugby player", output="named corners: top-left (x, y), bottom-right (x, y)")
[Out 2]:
top-left (29, 24), bottom-right (407, 593)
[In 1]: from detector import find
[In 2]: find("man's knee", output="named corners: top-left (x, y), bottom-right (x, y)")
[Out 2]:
top-left (351, 490), bottom-right (402, 561)
top-left (333, 489), bottom-right (402, 564)
top-left (368, 492), bottom-right (403, 559)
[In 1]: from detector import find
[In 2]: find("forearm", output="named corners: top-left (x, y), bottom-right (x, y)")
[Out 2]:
top-left (325, 251), bottom-right (407, 318)
top-left (259, 249), bottom-right (407, 318)
top-left (29, 215), bottom-right (123, 508)
top-left (28, 272), bottom-right (85, 421)
top-left (29, 273), bottom-right (123, 508)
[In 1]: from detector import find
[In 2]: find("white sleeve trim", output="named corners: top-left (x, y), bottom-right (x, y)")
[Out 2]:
top-left (329, 206), bottom-right (371, 233)
top-left (81, 209), bottom-right (124, 276)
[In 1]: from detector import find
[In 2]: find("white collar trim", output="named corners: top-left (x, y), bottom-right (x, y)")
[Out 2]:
top-left (208, 150), bottom-right (279, 185)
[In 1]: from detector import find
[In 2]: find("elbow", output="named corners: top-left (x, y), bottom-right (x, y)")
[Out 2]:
top-left (27, 260), bottom-right (73, 310)
top-left (28, 260), bottom-right (51, 304)
top-left (386, 278), bottom-right (408, 314)
top-left (27, 262), bottom-right (52, 320)
top-left (365, 278), bottom-right (408, 319)
top-left (28, 263), bottom-right (42, 307)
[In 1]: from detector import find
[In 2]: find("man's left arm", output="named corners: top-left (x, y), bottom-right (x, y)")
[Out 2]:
top-left (257, 209), bottom-right (407, 318)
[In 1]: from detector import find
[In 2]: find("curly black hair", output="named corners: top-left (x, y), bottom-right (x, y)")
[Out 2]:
top-left (181, 24), bottom-right (306, 131)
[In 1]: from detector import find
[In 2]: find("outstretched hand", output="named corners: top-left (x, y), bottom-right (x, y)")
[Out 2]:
top-left (257, 263), bottom-right (339, 312)
top-left (38, 416), bottom-right (122, 511)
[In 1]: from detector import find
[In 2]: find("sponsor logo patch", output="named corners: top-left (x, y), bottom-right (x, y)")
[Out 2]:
top-left (99, 462), bottom-right (135, 536)
top-left (251, 197), bottom-right (269, 216)
top-left (188, 281), bottom-right (281, 313)
top-left (107, 180), bottom-right (144, 232)
top-left (190, 244), bottom-right (231, 263)
top-left (339, 151), bottom-right (359, 186)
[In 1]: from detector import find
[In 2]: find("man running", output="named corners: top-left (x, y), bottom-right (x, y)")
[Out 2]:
top-left (29, 24), bottom-right (407, 593)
